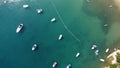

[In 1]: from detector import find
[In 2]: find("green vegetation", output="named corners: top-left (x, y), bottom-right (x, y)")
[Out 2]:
top-left (110, 64), bottom-right (117, 68)
top-left (117, 53), bottom-right (120, 63)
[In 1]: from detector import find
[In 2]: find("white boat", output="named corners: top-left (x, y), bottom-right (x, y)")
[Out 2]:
top-left (104, 24), bottom-right (108, 27)
top-left (76, 52), bottom-right (80, 57)
top-left (16, 24), bottom-right (23, 33)
top-left (23, 4), bottom-right (29, 8)
top-left (52, 62), bottom-right (57, 68)
top-left (108, 5), bottom-right (113, 8)
top-left (105, 48), bottom-right (109, 53)
top-left (95, 50), bottom-right (99, 56)
top-left (37, 9), bottom-right (43, 14)
top-left (51, 18), bottom-right (56, 22)
top-left (32, 44), bottom-right (38, 51)
top-left (100, 59), bottom-right (105, 62)
top-left (66, 64), bottom-right (72, 68)
top-left (58, 34), bottom-right (63, 40)
top-left (91, 45), bottom-right (97, 50)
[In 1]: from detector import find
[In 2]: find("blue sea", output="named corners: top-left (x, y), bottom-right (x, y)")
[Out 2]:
top-left (0, 0), bottom-right (119, 68)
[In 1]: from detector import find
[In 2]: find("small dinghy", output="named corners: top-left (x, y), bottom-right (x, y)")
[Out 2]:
top-left (91, 45), bottom-right (97, 50)
top-left (105, 48), bottom-right (109, 53)
top-left (95, 50), bottom-right (99, 56)
top-left (32, 44), bottom-right (38, 51)
top-left (23, 4), bottom-right (29, 8)
top-left (100, 59), bottom-right (105, 62)
top-left (51, 18), bottom-right (56, 22)
top-left (66, 64), bottom-right (72, 68)
top-left (58, 34), bottom-right (63, 40)
top-left (37, 9), bottom-right (43, 14)
top-left (52, 61), bottom-right (57, 68)
top-left (75, 52), bottom-right (80, 58)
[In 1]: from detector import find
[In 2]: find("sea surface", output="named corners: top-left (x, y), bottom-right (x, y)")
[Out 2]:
top-left (0, 0), bottom-right (119, 68)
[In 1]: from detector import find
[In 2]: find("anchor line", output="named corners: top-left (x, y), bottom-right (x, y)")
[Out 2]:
top-left (51, 0), bottom-right (81, 43)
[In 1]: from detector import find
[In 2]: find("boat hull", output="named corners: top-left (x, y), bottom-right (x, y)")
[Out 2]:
top-left (16, 24), bottom-right (23, 33)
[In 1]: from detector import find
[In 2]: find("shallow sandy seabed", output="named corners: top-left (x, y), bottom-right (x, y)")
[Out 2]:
top-left (114, 0), bottom-right (120, 11)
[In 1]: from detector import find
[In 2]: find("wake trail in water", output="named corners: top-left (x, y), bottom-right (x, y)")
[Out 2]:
top-left (51, 0), bottom-right (81, 43)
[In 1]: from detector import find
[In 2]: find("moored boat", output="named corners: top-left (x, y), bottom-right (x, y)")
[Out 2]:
top-left (58, 34), bottom-right (63, 40)
top-left (51, 18), bottom-right (56, 22)
top-left (104, 24), bottom-right (108, 27)
top-left (37, 9), bottom-right (43, 14)
top-left (23, 4), bottom-right (29, 8)
top-left (95, 50), bottom-right (99, 56)
top-left (91, 45), bottom-right (97, 50)
top-left (105, 48), bottom-right (109, 53)
top-left (52, 61), bottom-right (57, 68)
top-left (100, 59), bottom-right (105, 62)
top-left (32, 44), bottom-right (38, 51)
top-left (66, 64), bottom-right (72, 68)
top-left (108, 5), bottom-right (113, 8)
top-left (16, 24), bottom-right (23, 33)
top-left (76, 52), bottom-right (80, 57)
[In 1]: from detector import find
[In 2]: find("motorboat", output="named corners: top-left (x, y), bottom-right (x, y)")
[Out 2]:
top-left (76, 52), bottom-right (80, 57)
top-left (100, 59), bottom-right (105, 62)
top-left (66, 64), bottom-right (72, 68)
top-left (23, 4), bottom-right (29, 8)
top-left (95, 50), bottom-right (99, 56)
top-left (105, 48), bottom-right (109, 53)
top-left (37, 9), bottom-right (43, 14)
top-left (51, 18), bottom-right (56, 22)
top-left (52, 62), bottom-right (57, 68)
top-left (16, 24), bottom-right (23, 33)
top-left (32, 44), bottom-right (38, 51)
top-left (58, 34), bottom-right (63, 40)
top-left (91, 45), bottom-right (97, 50)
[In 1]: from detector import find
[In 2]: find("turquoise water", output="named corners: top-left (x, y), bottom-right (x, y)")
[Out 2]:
top-left (0, 0), bottom-right (118, 68)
